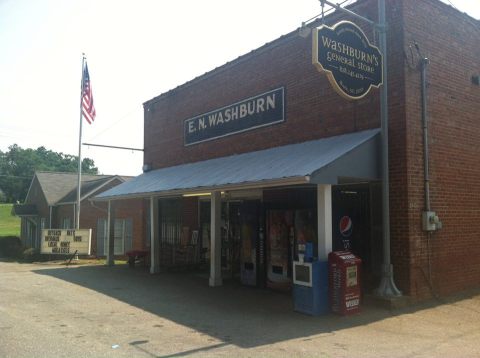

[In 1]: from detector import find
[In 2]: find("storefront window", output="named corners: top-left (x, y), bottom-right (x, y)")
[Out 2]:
top-left (96, 218), bottom-right (132, 256)
top-left (62, 217), bottom-right (71, 229)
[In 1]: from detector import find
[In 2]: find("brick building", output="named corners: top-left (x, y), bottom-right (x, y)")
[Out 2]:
top-left (14, 172), bottom-right (148, 257)
top-left (97, 0), bottom-right (479, 301)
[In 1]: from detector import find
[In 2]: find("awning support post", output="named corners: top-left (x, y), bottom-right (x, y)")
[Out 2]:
top-left (150, 196), bottom-right (160, 274)
top-left (317, 184), bottom-right (332, 261)
top-left (209, 191), bottom-right (222, 287)
top-left (106, 200), bottom-right (115, 266)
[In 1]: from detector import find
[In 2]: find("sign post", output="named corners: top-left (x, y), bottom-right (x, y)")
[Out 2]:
top-left (308, 0), bottom-right (401, 298)
top-left (375, 0), bottom-right (401, 298)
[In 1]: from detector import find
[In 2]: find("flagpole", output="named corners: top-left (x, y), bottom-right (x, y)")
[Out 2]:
top-left (76, 53), bottom-right (86, 230)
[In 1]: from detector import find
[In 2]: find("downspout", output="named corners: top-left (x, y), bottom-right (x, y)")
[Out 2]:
top-left (420, 57), bottom-right (437, 297)
top-left (49, 206), bottom-right (52, 228)
top-left (421, 57), bottom-right (431, 212)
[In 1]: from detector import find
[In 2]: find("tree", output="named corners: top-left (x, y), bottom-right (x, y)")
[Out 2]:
top-left (0, 144), bottom-right (98, 203)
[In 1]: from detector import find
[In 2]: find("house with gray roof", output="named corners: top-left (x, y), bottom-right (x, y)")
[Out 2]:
top-left (13, 172), bottom-right (149, 257)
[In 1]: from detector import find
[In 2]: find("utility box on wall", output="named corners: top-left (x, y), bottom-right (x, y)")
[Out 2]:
top-left (422, 211), bottom-right (442, 231)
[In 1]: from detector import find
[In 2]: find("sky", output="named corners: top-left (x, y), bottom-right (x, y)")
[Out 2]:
top-left (1, 0), bottom-right (479, 176)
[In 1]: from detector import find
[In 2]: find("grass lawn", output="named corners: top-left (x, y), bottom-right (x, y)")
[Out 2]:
top-left (0, 204), bottom-right (20, 237)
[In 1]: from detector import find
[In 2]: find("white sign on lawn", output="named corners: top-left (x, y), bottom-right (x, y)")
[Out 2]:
top-left (41, 229), bottom-right (92, 255)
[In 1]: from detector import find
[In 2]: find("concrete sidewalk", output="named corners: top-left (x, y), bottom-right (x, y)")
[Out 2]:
top-left (0, 260), bottom-right (479, 357)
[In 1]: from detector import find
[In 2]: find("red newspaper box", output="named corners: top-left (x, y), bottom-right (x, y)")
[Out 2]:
top-left (328, 251), bottom-right (361, 315)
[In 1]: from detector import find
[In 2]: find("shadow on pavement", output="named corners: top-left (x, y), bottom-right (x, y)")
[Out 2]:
top-left (32, 264), bottom-right (479, 350)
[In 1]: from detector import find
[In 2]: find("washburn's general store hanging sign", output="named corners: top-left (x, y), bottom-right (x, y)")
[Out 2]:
top-left (184, 87), bottom-right (284, 146)
top-left (312, 21), bottom-right (383, 100)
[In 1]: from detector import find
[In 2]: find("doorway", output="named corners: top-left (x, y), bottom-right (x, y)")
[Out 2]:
top-left (332, 183), bottom-right (382, 291)
top-left (199, 199), bottom-right (262, 285)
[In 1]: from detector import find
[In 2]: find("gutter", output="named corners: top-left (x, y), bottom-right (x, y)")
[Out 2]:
top-left (92, 176), bottom-right (310, 202)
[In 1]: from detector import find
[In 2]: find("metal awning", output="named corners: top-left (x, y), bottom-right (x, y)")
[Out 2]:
top-left (95, 128), bottom-right (380, 201)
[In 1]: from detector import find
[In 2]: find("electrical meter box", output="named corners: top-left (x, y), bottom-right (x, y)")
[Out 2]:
top-left (328, 251), bottom-right (362, 315)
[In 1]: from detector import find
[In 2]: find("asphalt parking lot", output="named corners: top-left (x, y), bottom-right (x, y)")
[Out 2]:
top-left (0, 260), bottom-right (479, 357)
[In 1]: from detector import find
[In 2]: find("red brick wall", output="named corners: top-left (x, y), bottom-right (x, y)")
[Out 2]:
top-left (112, 199), bottom-right (148, 252)
top-left (51, 179), bottom-right (147, 257)
top-left (143, 0), bottom-right (409, 288)
top-left (53, 202), bottom-right (106, 256)
top-left (402, 0), bottom-right (480, 298)
top-left (79, 201), bottom-right (107, 256)
top-left (84, 179), bottom-right (124, 254)
top-left (143, 1), bottom-right (388, 170)
top-left (142, 0), bottom-right (479, 300)
top-left (53, 205), bottom-right (75, 229)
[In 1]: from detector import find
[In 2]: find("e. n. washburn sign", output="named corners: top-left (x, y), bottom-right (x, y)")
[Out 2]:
top-left (184, 87), bottom-right (285, 146)
top-left (312, 21), bottom-right (383, 100)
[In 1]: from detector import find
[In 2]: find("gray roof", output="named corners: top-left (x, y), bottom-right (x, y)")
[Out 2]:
top-left (57, 176), bottom-right (121, 204)
top-left (96, 129), bottom-right (380, 201)
top-left (33, 172), bottom-right (112, 206)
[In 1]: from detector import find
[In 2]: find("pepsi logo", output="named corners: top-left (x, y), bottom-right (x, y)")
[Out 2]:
top-left (339, 216), bottom-right (353, 237)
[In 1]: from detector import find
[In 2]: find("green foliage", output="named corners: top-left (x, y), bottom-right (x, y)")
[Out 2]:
top-left (0, 144), bottom-right (98, 203)
top-left (0, 236), bottom-right (23, 258)
top-left (22, 247), bottom-right (43, 262)
top-left (0, 204), bottom-right (20, 236)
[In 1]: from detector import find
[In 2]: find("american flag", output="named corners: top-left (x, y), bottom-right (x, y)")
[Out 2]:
top-left (81, 63), bottom-right (96, 124)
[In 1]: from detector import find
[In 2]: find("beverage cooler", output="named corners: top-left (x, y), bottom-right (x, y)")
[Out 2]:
top-left (240, 223), bottom-right (256, 286)
top-left (239, 201), bottom-right (260, 286)
top-left (265, 209), bottom-right (317, 291)
top-left (266, 210), bottom-right (293, 290)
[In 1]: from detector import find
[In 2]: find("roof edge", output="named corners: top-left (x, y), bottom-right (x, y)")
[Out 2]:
top-left (24, 173), bottom-right (38, 204)
top-left (55, 175), bottom-right (124, 205)
top-left (93, 176), bottom-right (309, 202)
top-left (79, 176), bottom-right (126, 201)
